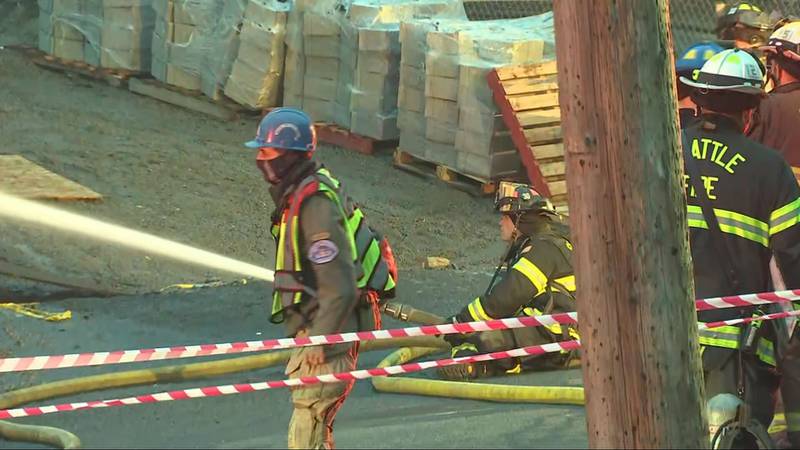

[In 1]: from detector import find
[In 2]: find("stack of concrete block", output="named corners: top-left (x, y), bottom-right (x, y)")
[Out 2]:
top-left (454, 23), bottom-right (545, 179)
top-left (349, 26), bottom-right (402, 140)
top-left (199, 0), bottom-right (248, 101)
top-left (422, 21), bottom-right (464, 167)
top-left (398, 19), bottom-right (435, 156)
top-left (151, 0), bottom-right (209, 91)
top-left (38, 0), bottom-right (154, 71)
top-left (347, 1), bottom-right (456, 140)
top-left (223, 0), bottom-right (289, 109)
top-left (301, 6), bottom-right (343, 123)
top-left (282, 0), bottom-right (314, 109)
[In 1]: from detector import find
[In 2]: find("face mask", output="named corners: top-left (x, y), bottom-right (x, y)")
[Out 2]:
top-left (256, 152), bottom-right (305, 185)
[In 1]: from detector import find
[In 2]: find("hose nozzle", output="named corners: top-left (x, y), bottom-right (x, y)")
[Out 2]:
top-left (382, 302), bottom-right (445, 326)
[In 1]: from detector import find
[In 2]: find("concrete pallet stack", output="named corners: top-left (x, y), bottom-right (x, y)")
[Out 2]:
top-left (349, 26), bottom-right (402, 140)
top-left (282, 0), bottom-right (312, 109)
top-left (398, 19), bottom-right (434, 156)
top-left (223, 0), bottom-right (289, 109)
top-left (151, 0), bottom-right (210, 91)
top-left (422, 21), bottom-right (465, 167)
top-left (38, 0), bottom-right (154, 71)
top-left (349, 1), bottom-right (456, 141)
top-left (200, 0), bottom-right (248, 101)
top-left (454, 23), bottom-right (545, 179)
top-left (286, 0), bottom-right (456, 136)
top-left (302, 6), bottom-right (343, 123)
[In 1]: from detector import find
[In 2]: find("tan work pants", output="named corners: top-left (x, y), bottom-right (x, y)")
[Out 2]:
top-left (285, 342), bottom-right (358, 449)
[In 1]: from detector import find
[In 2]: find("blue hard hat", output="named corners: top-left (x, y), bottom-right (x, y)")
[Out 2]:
top-left (676, 42), bottom-right (727, 76)
top-left (244, 108), bottom-right (316, 152)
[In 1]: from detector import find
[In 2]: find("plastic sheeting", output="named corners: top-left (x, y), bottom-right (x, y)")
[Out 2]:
top-left (398, 12), bottom-right (555, 179)
top-left (37, 0), bottom-right (155, 71)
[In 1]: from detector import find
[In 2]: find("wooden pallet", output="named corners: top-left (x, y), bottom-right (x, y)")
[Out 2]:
top-left (316, 123), bottom-right (399, 156)
top-left (25, 48), bottom-right (141, 88)
top-left (392, 149), bottom-right (499, 196)
top-left (488, 60), bottom-right (568, 207)
top-left (128, 78), bottom-right (261, 121)
top-left (0, 155), bottom-right (102, 202)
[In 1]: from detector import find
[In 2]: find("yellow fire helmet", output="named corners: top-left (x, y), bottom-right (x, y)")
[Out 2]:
top-left (494, 181), bottom-right (556, 216)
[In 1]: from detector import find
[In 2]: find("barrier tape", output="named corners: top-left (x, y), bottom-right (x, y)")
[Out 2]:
top-left (0, 313), bottom-right (579, 373)
top-left (3, 308), bottom-right (799, 419)
top-left (0, 340), bottom-right (582, 419)
top-left (2, 289), bottom-right (798, 374)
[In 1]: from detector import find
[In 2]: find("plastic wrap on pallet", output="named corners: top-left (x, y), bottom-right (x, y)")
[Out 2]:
top-left (150, 0), bottom-right (248, 96)
top-left (394, 11), bottom-right (554, 179)
top-left (37, 0), bottom-right (155, 71)
top-left (223, 0), bottom-right (290, 109)
top-left (287, 0), bottom-right (462, 136)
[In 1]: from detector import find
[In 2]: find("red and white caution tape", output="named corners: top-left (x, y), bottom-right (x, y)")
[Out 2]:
top-left (3, 289), bottom-right (800, 374)
top-left (0, 340), bottom-right (582, 419)
top-left (695, 289), bottom-right (800, 311)
top-left (0, 313), bottom-right (579, 373)
top-left (3, 308), bottom-right (798, 420)
top-left (698, 308), bottom-right (800, 330)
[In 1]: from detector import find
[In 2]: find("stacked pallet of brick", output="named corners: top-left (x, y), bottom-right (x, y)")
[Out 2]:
top-left (302, 4), bottom-right (343, 123)
top-left (286, 0), bottom-right (459, 133)
top-left (223, 0), bottom-right (289, 109)
top-left (282, 0), bottom-right (312, 109)
top-left (347, 1), bottom-right (456, 140)
top-left (151, 0), bottom-right (249, 101)
top-left (151, 0), bottom-right (212, 91)
top-left (422, 21), bottom-right (467, 167)
top-left (37, 0), bottom-right (154, 71)
top-left (200, 0), bottom-right (248, 101)
top-left (396, 12), bottom-right (554, 180)
top-left (397, 19), bottom-right (435, 156)
top-left (454, 20), bottom-right (547, 179)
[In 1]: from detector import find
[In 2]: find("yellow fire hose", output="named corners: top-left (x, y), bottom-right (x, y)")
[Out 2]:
top-left (0, 303), bottom-right (583, 449)
top-left (0, 335), bottom-right (444, 449)
top-left (372, 303), bottom-right (585, 405)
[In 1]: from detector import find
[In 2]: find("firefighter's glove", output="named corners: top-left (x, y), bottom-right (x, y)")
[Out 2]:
top-left (436, 342), bottom-right (490, 381)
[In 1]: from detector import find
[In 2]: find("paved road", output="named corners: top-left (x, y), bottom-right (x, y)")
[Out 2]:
top-left (1, 269), bottom-right (587, 449)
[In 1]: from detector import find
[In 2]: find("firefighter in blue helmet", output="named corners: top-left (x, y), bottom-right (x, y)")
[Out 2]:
top-left (246, 108), bottom-right (398, 449)
top-left (676, 42), bottom-right (728, 128)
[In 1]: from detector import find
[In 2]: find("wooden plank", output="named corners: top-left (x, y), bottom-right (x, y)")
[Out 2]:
top-left (487, 68), bottom-right (551, 197)
top-left (539, 160), bottom-right (566, 178)
top-left (524, 126), bottom-right (563, 144)
top-left (393, 149), bottom-right (496, 196)
top-left (0, 155), bottom-right (102, 201)
top-left (501, 79), bottom-right (559, 96)
top-left (128, 78), bottom-right (237, 121)
top-left (517, 109), bottom-right (562, 127)
top-left (510, 92), bottom-right (561, 112)
top-left (496, 60), bottom-right (558, 81)
top-left (532, 143), bottom-right (565, 159)
top-left (547, 179), bottom-right (567, 196)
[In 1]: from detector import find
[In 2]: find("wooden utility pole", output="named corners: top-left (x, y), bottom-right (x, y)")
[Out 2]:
top-left (552, 1), bottom-right (707, 448)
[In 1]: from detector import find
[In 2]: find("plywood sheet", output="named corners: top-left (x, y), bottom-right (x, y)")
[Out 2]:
top-left (0, 155), bottom-right (102, 201)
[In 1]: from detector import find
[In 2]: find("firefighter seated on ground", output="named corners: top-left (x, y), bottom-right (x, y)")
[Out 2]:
top-left (437, 182), bottom-right (578, 381)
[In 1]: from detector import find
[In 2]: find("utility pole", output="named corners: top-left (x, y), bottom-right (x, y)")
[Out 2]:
top-left (552, 1), bottom-right (707, 448)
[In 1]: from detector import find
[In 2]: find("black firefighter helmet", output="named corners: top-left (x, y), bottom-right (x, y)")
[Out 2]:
top-left (494, 181), bottom-right (557, 217)
top-left (716, 2), bottom-right (773, 47)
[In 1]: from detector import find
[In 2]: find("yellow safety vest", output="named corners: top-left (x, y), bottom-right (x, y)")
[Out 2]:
top-left (269, 168), bottom-right (396, 323)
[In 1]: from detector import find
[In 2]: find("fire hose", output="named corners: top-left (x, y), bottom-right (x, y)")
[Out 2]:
top-left (0, 302), bottom-right (582, 449)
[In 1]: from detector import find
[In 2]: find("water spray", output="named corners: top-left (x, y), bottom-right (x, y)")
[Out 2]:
top-left (0, 192), bottom-right (274, 282)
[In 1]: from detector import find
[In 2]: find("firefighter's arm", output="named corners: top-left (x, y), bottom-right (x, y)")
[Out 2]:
top-left (299, 194), bottom-right (359, 338)
top-left (770, 163), bottom-right (800, 289)
top-left (454, 245), bottom-right (559, 323)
